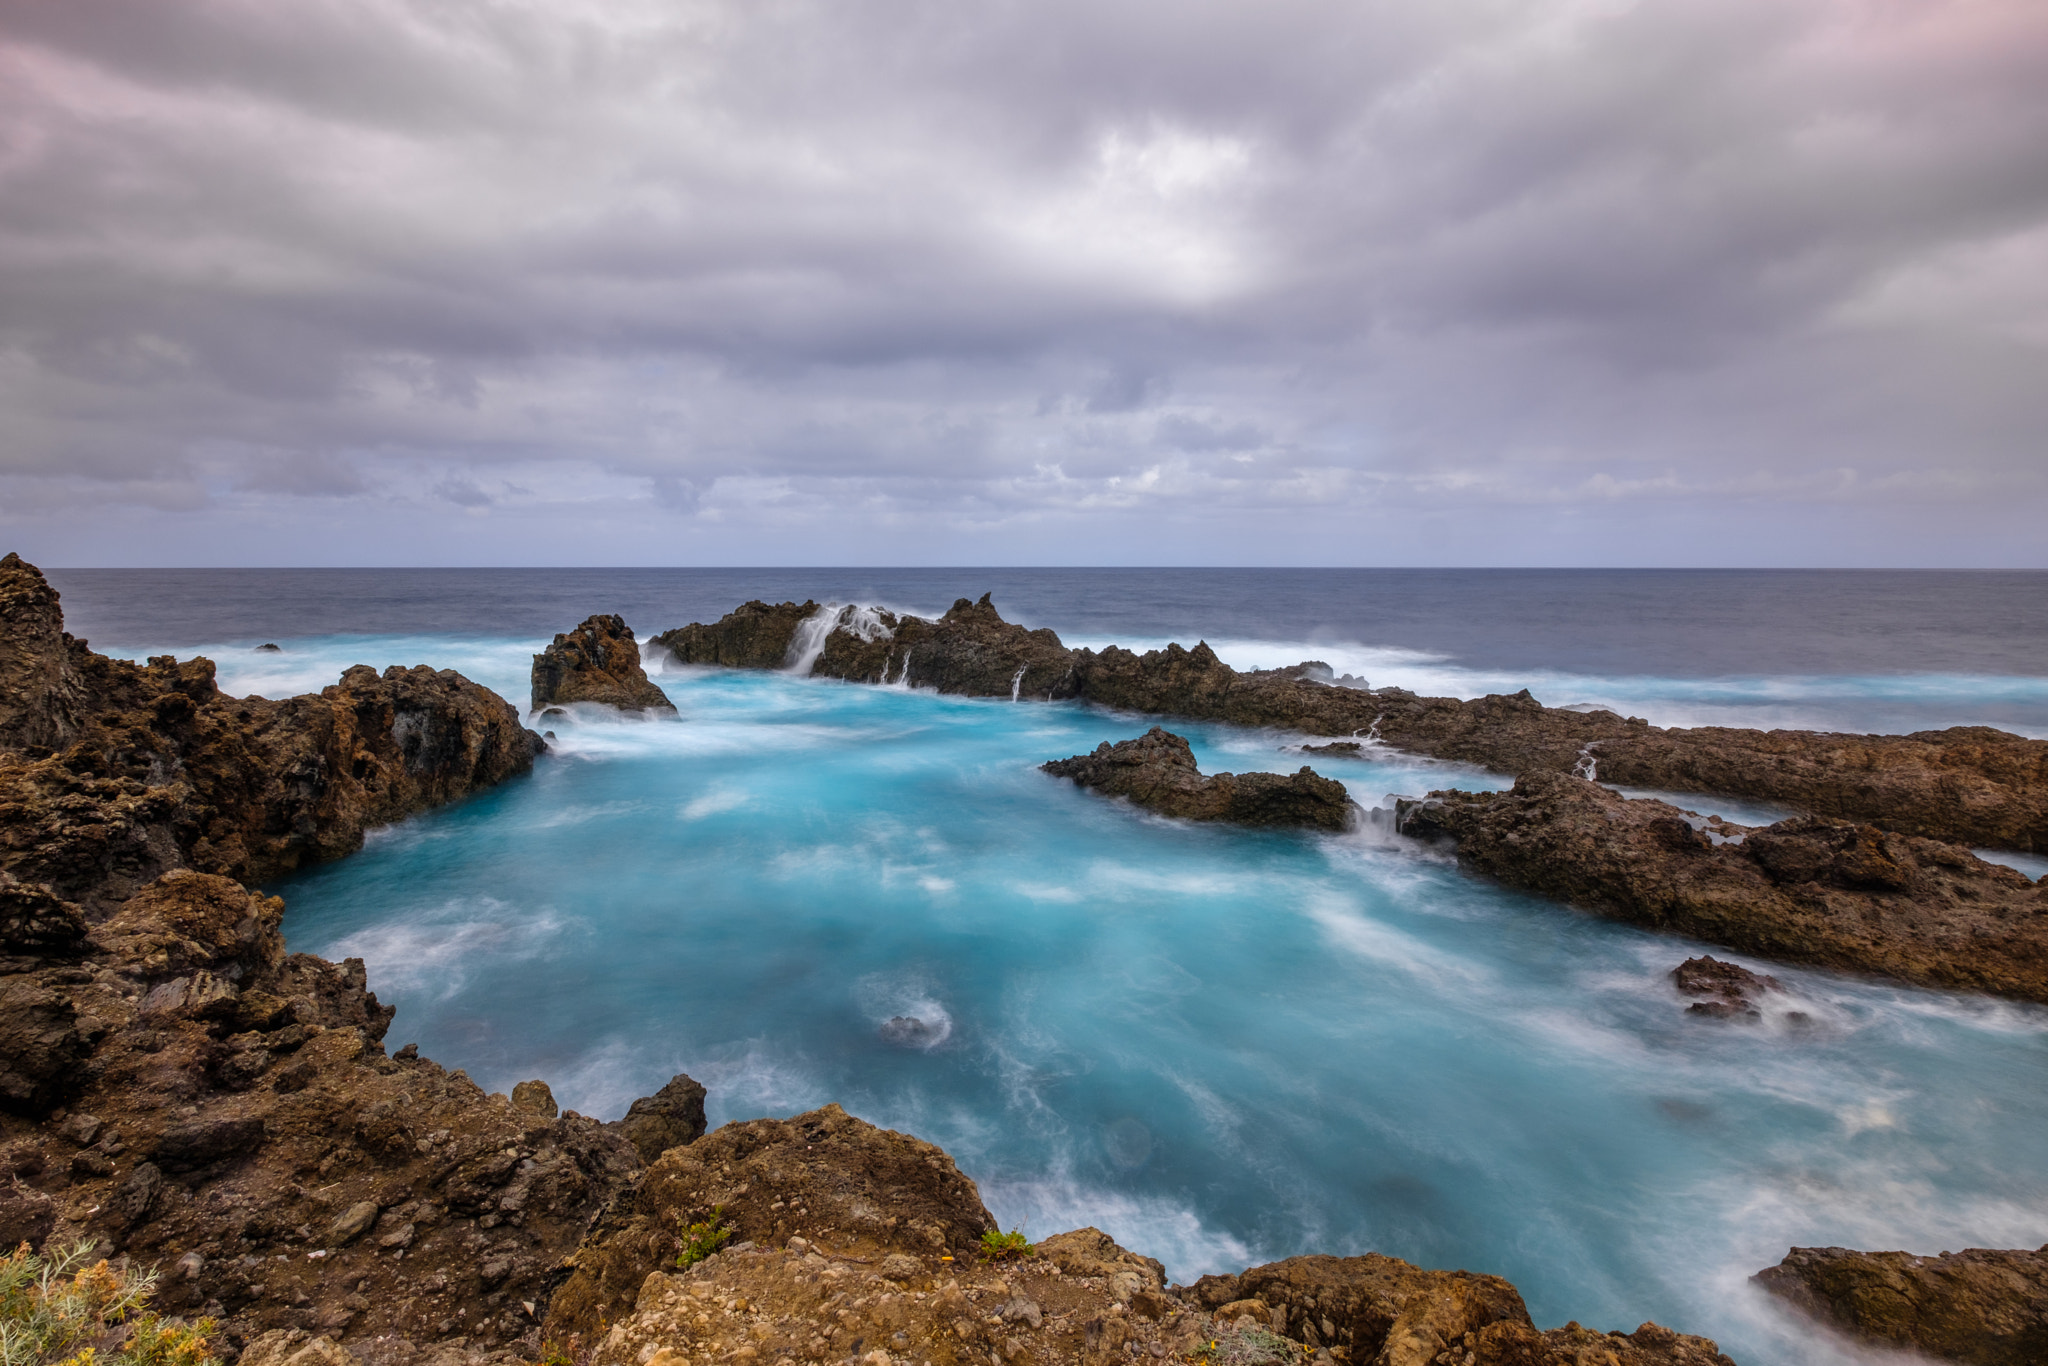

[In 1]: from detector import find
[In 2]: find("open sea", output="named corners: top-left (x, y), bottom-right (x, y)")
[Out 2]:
top-left (45, 568), bottom-right (2048, 1366)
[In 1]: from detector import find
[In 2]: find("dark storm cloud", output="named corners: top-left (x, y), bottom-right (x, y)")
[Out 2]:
top-left (1, 0), bottom-right (2044, 565)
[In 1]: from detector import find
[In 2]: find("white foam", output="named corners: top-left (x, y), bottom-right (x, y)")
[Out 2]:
top-left (322, 900), bottom-right (571, 1002)
top-left (679, 787), bottom-right (754, 821)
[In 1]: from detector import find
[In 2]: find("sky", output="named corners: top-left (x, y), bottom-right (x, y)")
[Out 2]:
top-left (1, 0), bottom-right (2045, 567)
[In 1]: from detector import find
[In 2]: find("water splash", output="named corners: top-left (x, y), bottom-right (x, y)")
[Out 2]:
top-left (1011, 666), bottom-right (1027, 702)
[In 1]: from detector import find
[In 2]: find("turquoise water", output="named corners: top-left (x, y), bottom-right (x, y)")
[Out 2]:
top-left (136, 631), bottom-right (2048, 1366)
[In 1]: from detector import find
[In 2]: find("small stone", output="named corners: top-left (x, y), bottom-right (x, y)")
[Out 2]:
top-left (880, 1252), bottom-right (922, 1281)
top-left (377, 1221), bottom-right (416, 1250)
top-left (56, 1112), bottom-right (102, 1146)
top-left (328, 1201), bottom-right (380, 1245)
top-left (176, 1250), bottom-right (204, 1279)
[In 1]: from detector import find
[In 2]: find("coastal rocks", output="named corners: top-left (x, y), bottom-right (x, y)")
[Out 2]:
top-left (1042, 728), bottom-right (1357, 831)
top-left (1398, 773), bottom-right (2048, 1002)
top-left (511, 1079), bottom-right (559, 1118)
top-left (545, 1102), bottom-right (998, 1343)
top-left (879, 1014), bottom-right (942, 1047)
top-left (0, 555), bottom-right (545, 903)
top-left (814, 594), bottom-right (1080, 697)
top-left (1755, 1243), bottom-right (2048, 1365)
top-left (652, 599), bottom-right (820, 670)
top-left (1672, 956), bottom-right (1783, 1021)
top-left (616, 1071), bottom-right (708, 1164)
top-left (530, 614), bottom-right (676, 714)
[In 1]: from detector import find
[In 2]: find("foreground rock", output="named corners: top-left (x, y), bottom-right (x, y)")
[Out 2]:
top-left (1399, 773), bottom-right (2048, 1002)
top-left (1756, 1244), bottom-right (2048, 1365)
top-left (658, 594), bottom-right (2048, 854)
top-left (1671, 956), bottom-right (1784, 1021)
top-left (558, 1129), bottom-right (1734, 1366)
top-left (531, 613), bottom-right (676, 714)
top-left (1043, 727), bottom-right (1357, 831)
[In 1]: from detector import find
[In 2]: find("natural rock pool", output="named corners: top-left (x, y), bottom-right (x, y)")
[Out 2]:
top-left (149, 630), bottom-right (2046, 1366)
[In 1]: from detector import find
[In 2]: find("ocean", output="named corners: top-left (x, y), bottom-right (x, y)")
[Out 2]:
top-left (44, 567), bottom-right (2048, 1366)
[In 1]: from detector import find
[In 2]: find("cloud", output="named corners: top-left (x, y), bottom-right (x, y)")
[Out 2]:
top-left (0, 0), bottom-right (2044, 565)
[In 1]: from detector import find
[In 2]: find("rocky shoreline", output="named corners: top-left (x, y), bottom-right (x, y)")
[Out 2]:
top-left (1042, 728), bottom-right (1357, 831)
top-left (5, 555), bottom-right (2041, 1365)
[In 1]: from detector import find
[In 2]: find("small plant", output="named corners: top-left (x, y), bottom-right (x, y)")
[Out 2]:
top-left (674, 1207), bottom-right (734, 1269)
top-left (528, 1336), bottom-right (586, 1366)
top-left (978, 1228), bottom-right (1033, 1261)
top-left (0, 1240), bottom-right (217, 1366)
top-left (1189, 1325), bottom-right (1300, 1366)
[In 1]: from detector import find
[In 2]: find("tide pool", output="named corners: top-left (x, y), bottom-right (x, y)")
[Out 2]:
top-left (236, 648), bottom-right (2048, 1366)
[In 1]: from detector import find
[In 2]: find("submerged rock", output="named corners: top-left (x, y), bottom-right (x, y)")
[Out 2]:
top-left (879, 1014), bottom-right (942, 1047)
top-left (1042, 727), bottom-right (1357, 831)
top-left (1399, 773), bottom-right (2048, 1002)
top-left (531, 613), bottom-right (677, 713)
top-left (1755, 1243), bottom-right (2048, 1365)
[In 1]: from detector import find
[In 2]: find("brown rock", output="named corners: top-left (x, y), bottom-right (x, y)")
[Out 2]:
top-left (531, 614), bottom-right (676, 713)
top-left (1755, 1243), bottom-right (2048, 1365)
top-left (1672, 956), bottom-right (1782, 1021)
top-left (1399, 772), bottom-right (2048, 1002)
top-left (617, 1071), bottom-right (708, 1163)
top-left (1042, 727), bottom-right (1356, 831)
top-left (652, 600), bottom-right (821, 670)
top-left (511, 1079), bottom-right (559, 1118)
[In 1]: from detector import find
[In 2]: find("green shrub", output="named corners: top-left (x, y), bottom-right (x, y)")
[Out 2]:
top-left (0, 1241), bottom-right (217, 1366)
top-left (674, 1208), bottom-right (734, 1269)
top-left (978, 1229), bottom-right (1033, 1261)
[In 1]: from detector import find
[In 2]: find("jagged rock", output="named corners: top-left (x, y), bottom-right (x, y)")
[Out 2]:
top-left (659, 589), bottom-right (2048, 853)
top-left (547, 1102), bottom-right (997, 1342)
top-left (1756, 1243), bottom-right (2048, 1365)
top-left (241, 1329), bottom-right (365, 1366)
top-left (329, 1200), bottom-right (381, 1244)
top-left (1399, 773), bottom-right (2048, 1001)
top-left (1672, 956), bottom-right (1782, 1021)
top-left (511, 1079), bottom-right (559, 1118)
top-left (0, 1175), bottom-right (56, 1249)
top-left (531, 614), bottom-right (676, 714)
top-left (1042, 728), bottom-right (1357, 831)
top-left (652, 600), bottom-right (821, 670)
top-left (0, 551), bottom-right (92, 753)
top-left (617, 1072), bottom-right (708, 1164)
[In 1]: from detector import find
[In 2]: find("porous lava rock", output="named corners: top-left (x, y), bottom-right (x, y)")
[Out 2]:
top-left (531, 614), bottom-right (676, 713)
top-left (1042, 727), bottom-right (1357, 831)
top-left (1398, 772), bottom-right (2048, 1001)
top-left (545, 1102), bottom-right (998, 1343)
top-left (652, 599), bottom-right (821, 670)
top-left (812, 594), bottom-right (1080, 698)
top-left (616, 1071), bottom-right (708, 1164)
top-left (1755, 1243), bottom-right (2048, 1365)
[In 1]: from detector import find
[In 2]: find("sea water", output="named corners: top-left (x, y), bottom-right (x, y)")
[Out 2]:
top-left (51, 568), bottom-right (2048, 1366)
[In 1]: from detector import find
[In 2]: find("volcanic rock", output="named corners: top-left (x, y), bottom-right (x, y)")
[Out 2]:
top-left (1398, 772), bottom-right (2048, 1001)
top-left (880, 1015), bottom-right (941, 1047)
top-left (1755, 1243), bottom-right (2048, 1365)
top-left (545, 1102), bottom-right (998, 1343)
top-left (1042, 727), bottom-right (1357, 831)
top-left (616, 1071), bottom-right (708, 1164)
top-left (531, 614), bottom-right (676, 713)
top-left (1672, 956), bottom-right (1782, 1021)
top-left (652, 599), bottom-right (821, 670)
top-left (511, 1078), bottom-right (559, 1118)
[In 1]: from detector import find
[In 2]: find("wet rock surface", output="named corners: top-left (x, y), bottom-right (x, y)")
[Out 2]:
top-left (661, 596), bottom-right (2048, 853)
top-left (1399, 772), bottom-right (2048, 1001)
top-left (530, 614), bottom-right (676, 714)
top-left (1042, 728), bottom-right (1357, 831)
top-left (1671, 956), bottom-right (1783, 1021)
top-left (1755, 1243), bottom-right (2048, 1366)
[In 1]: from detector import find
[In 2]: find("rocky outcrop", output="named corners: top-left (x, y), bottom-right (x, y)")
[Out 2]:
top-left (0, 551), bottom-right (93, 753)
top-left (531, 614), bottom-right (676, 714)
top-left (652, 599), bottom-right (820, 670)
top-left (659, 595), bottom-right (2048, 854)
top-left (1398, 773), bottom-right (2048, 1002)
top-left (616, 1071), bottom-right (708, 1164)
top-left (1186, 1253), bottom-right (1736, 1365)
top-left (1043, 727), bottom-right (1357, 831)
top-left (1671, 956), bottom-right (1784, 1021)
top-left (1755, 1243), bottom-right (2048, 1365)
top-left (545, 1102), bottom-right (998, 1343)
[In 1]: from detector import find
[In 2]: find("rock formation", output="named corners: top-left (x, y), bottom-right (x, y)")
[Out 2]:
top-left (656, 594), bottom-right (2048, 855)
top-left (1671, 956), bottom-right (1784, 1021)
top-left (1398, 772), bottom-right (2048, 1002)
top-left (555, 1111), bottom-right (1732, 1366)
top-left (1755, 1243), bottom-right (2048, 1365)
top-left (1043, 727), bottom-right (1357, 831)
top-left (652, 599), bottom-right (822, 670)
top-left (531, 613), bottom-right (676, 713)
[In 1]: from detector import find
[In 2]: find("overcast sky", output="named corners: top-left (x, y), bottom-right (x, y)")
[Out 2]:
top-left (2, 0), bottom-right (2044, 566)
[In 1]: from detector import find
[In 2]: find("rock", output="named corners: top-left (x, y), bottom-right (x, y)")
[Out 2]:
top-left (0, 552), bottom-right (92, 753)
top-left (0, 975), bottom-right (91, 1115)
top-left (0, 1176), bottom-right (56, 1250)
top-left (329, 1200), bottom-right (382, 1244)
top-left (618, 1072), bottom-right (708, 1164)
top-left (1756, 1243), bottom-right (2048, 1366)
top-left (546, 1102), bottom-right (997, 1342)
top-left (1300, 741), bottom-right (1364, 756)
top-left (1672, 955), bottom-right (1782, 1020)
top-left (1038, 1227), bottom-right (1167, 1292)
top-left (56, 1111), bottom-right (102, 1145)
top-left (511, 1079), bottom-right (559, 1118)
top-left (1042, 728), bottom-right (1357, 831)
top-left (879, 1252), bottom-right (923, 1281)
top-left (879, 1016), bottom-right (941, 1047)
top-left (531, 614), bottom-right (676, 714)
top-left (256, 643), bottom-right (283, 653)
top-left (652, 599), bottom-right (822, 670)
top-left (241, 1329), bottom-right (366, 1366)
